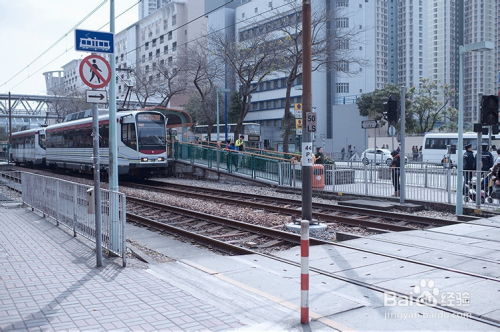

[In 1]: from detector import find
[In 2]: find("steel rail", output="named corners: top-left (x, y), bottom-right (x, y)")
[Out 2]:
top-left (128, 207), bottom-right (499, 328)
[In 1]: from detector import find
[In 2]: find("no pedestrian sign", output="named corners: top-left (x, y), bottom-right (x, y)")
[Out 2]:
top-left (79, 54), bottom-right (112, 89)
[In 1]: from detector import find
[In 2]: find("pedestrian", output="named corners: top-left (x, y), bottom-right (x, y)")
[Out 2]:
top-left (494, 148), bottom-right (500, 165)
top-left (463, 144), bottom-right (475, 190)
top-left (315, 147), bottom-right (325, 164)
top-left (412, 146), bottom-right (418, 161)
top-left (235, 135), bottom-right (245, 151)
top-left (390, 150), bottom-right (401, 197)
top-left (341, 147), bottom-right (345, 161)
top-left (481, 144), bottom-right (493, 172)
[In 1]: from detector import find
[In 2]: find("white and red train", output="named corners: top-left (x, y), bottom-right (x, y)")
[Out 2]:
top-left (10, 110), bottom-right (168, 177)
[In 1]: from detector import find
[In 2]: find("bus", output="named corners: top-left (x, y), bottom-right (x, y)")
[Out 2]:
top-left (422, 132), bottom-right (498, 165)
top-left (193, 123), bottom-right (261, 148)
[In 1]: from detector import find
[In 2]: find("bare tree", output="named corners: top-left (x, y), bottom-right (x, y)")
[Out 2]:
top-left (131, 67), bottom-right (158, 108)
top-left (209, 31), bottom-right (278, 138)
top-left (48, 86), bottom-right (87, 122)
top-left (183, 41), bottom-right (221, 140)
top-left (270, 2), bottom-right (368, 152)
top-left (156, 56), bottom-right (188, 107)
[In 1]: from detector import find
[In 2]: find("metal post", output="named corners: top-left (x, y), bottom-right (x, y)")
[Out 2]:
top-left (300, 0), bottom-right (312, 324)
top-left (224, 91), bottom-right (228, 142)
top-left (216, 91), bottom-right (220, 174)
top-left (300, 219), bottom-right (309, 325)
top-left (374, 127), bottom-right (377, 164)
top-left (476, 130), bottom-right (482, 208)
top-left (400, 86), bottom-right (406, 203)
top-left (447, 167), bottom-right (452, 204)
top-left (109, 0), bottom-right (119, 252)
top-left (456, 47), bottom-right (465, 215)
top-left (8, 92), bottom-right (12, 161)
top-left (92, 99), bottom-right (103, 268)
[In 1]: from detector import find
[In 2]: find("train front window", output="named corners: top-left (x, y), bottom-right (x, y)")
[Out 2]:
top-left (136, 113), bottom-right (166, 151)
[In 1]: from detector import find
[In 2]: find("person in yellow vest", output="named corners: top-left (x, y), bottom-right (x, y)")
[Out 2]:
top-left (235, 135), bottom-right (245, 151)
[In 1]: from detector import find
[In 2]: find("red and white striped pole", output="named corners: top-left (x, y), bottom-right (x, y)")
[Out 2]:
top-left (301, 219), bottom-right (310, 324)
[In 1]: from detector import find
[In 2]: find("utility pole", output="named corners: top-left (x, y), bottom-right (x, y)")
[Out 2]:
top-left (400, 87), bottom-right (406, 203)
top-left (109, 0), bottom-right (119, 251)
top-left (8, 92), bottom-right (12, 159)
top-left (300, 0), bottom-right (312, 325)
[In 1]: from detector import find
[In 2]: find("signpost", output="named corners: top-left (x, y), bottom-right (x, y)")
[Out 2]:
top-left (75, 29), bottom-right (114, 54)
top-left (78, 54), bottom-right (112, 268)
top-left (79, 54), bottom-right (112, 89)
top-left (86, 90), bottom-right (108, 103)
top-left (306, 112), bottom-right (316, 132)
top-left (361, 120), bottom-right (379, 129)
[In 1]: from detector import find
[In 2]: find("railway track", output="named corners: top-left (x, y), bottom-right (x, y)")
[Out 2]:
top-left (126, 196), bottom-right (499, 329)
top-left (124, 180), bottom-right (459, 233)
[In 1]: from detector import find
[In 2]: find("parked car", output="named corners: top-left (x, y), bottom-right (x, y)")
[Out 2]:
top-left (361, 148), bottom-right (408, 166)
top-left (361, 149), bottom-right (393, 165)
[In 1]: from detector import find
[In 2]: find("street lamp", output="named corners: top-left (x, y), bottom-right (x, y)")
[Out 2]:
top-left (456, 41), bottom-right (494, 216)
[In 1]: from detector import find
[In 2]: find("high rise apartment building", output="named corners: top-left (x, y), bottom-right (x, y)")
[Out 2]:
top-left (139, 0), bottom-right (173, 19)
top-left (463, 0), bottom-right (498, 125)
top-left (115, 0), bottom-right (206, 106)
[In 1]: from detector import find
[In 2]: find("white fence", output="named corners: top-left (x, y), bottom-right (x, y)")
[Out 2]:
top-left (21, 172), bottom-right (127, 266)
top-left (280, 163), bottom-right (499, 211)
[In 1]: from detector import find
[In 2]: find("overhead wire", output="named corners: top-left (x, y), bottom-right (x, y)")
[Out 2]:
top-left (8, 0), bottom-right (142, 93)
top-left (8, 0), bottom-right (294, 94)
top-left (1, 0), bottom-right (109, 89)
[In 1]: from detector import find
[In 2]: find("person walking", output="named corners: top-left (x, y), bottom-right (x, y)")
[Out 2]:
top-left (463, 144), bottom-right (476, 192)
top-left (481, 144), bottom-right (493, 172)
top-left (390, 150), bottom-right (401, 197)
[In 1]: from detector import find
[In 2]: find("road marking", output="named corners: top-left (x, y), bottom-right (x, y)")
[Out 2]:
top-left (182, 259), bottom-right (356, 331)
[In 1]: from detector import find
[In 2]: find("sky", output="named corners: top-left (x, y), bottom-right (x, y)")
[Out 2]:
top-left (0, 0), bottom-right (139, 95)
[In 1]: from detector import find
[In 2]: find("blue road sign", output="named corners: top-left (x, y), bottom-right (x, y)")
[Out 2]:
top-left (75, 29), bottom-right (114, 54)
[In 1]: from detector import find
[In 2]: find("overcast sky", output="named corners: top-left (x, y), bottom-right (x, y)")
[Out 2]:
top-left (0, 0), bottom-right (138, 95)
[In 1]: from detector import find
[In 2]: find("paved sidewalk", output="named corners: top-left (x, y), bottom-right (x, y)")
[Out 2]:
top-left (0, 207), bottom-right (246, 331)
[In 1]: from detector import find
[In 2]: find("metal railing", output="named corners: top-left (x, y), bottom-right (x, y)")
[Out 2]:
top-left (174, 143), bottom-right (500, 212)
top-left (0, 171), bottom-right (23, 202)
top-left (21, 172), bottom-right (127, 266)
top-left (174, 142), bottom-right (285, 183)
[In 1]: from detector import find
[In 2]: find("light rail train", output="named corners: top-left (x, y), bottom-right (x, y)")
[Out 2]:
top-left (11, 110), bottom-right (168, 177)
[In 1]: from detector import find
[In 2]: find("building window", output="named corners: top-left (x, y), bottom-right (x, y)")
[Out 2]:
top-left (172, 15), bottom-right (176, 26)
top-left (142, 55), bottom-right (145, 63)
top-left (168, 31), bottom-right (172, 40)
top-left (152, 38), bottom-right (156, 47)
top-left (336, 83), bottom-right (349, 93)
top-left (145, 42), bottom-right (149, 50)
top-left (268, 1), bottom-right (272, 8)
top-left (337, 60), bottom-right (349, 72)
top-left (156, 49), bottom-right (160, 57)
top-left (336, 18), bottom-right (349, 28)
top-left (160, 35), bottom-right (164, 43)
top-left (164, 45), bottom-right (168, 53)
top-left (148, 52), bottom-right (152, 60)
top-left (336, 0), bottom-right (349, 6)
top-left (172, 42), bottom-right (177, 52)
top-left (336, 39), bottom-right (349, 49)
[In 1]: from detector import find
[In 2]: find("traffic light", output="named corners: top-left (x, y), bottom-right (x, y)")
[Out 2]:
top-left (386, 95), bottom-right (399, 124)
top-left (480, 95), bottom-right (499, 126)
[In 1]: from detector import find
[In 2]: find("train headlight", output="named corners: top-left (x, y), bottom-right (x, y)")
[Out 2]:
top-left (140, 157), bottom-right (148, 162)
top-left (157, 157), bottom-right (165, 162)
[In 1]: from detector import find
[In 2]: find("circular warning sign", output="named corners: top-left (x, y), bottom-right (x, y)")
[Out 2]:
top-left (79, 54), bottom-right (112, 89)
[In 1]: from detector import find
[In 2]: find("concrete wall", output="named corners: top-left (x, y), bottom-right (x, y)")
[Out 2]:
top-left (320, 104), bottom-right (367, 156)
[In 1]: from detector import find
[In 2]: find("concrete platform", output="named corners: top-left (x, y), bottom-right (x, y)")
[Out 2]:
top-left (2, 204), bottom-right (500, 331)
top-left (338, 199), bottom-right (423, 212)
